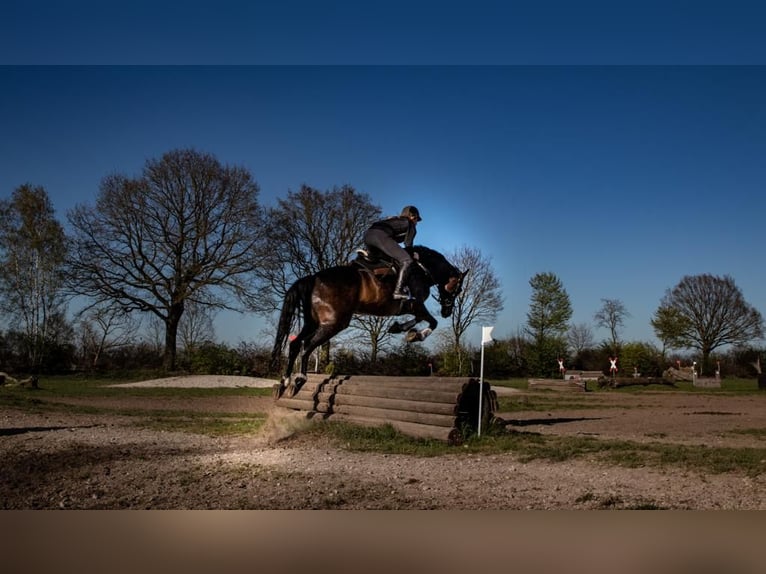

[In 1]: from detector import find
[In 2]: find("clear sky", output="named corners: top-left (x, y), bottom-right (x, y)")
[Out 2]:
top-left (2, 2), bottom-right (766, 349)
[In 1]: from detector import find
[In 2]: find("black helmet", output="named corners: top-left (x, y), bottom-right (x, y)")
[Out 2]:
top-left (401, 205), bottom-right (422, 221)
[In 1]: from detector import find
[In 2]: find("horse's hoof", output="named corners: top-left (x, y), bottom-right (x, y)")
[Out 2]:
top-left (388, 323), bottom-right (402, 334)
top-left (406, 329), bottom-right (420, 343)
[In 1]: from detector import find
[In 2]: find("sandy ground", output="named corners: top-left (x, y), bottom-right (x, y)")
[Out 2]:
top-left (2, 375), bottom-right (765, 509)
top-left (111, 375), bottom-right (278, 388)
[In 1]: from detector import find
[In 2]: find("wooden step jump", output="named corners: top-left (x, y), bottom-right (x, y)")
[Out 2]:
top-left (273, 374), bottom-right (497, 445)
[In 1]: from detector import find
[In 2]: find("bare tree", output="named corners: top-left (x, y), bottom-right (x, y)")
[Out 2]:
top-left (258, 184), bottom-right (381, 313)
top-left (657, 274), bottom-right (763, 373)
top-left (444, 246), bottom-right (503, 374)
top-left (350, 315), bottom-right (397, 363)
top-left (179, 299), bottom-right (216, 352)
top-left (66, 149), bottom-right (267, 370)
top-left (258, 184), bottom-right (380, 370)
top-left (594, 298), bottom-right (630, 354)
top-left (76, 305), bottom-right (139, 368)
top-left (567, 322), bottom-right (595, 355)
top-left (0, 184), bottom-right (68, 371)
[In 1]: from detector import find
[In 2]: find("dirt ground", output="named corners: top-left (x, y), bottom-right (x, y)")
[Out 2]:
top-left (2, 376), bottom-right (765, 509)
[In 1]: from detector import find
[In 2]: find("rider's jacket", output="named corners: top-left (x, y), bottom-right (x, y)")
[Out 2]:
top-left (369, 216), bottom-right (417, 248)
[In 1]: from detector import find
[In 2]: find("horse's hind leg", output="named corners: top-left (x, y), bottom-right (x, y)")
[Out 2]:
top-left (297, 319), bottom-right (350, 378)
top-left (282, 321), bottom-right (317, 397)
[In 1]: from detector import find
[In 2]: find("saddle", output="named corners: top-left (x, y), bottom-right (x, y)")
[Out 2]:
top-left (351, 248), bottom-right (398, 278)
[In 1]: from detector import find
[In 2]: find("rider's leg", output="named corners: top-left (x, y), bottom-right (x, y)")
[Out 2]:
top-left (393, 258), bottom-right (413, 299)
top-left (363, 230), bottom-right (413, 298)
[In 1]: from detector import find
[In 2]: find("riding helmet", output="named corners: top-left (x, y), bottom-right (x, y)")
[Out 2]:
top-left (401, 205), bottom-right (422, 221)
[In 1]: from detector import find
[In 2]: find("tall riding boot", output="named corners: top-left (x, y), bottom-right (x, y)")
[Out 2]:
top-left (393, 260), bottom-right (413, 300)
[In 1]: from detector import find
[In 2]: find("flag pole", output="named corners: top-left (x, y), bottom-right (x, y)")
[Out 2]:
top-left (478, 326), bottom-right (494, 437)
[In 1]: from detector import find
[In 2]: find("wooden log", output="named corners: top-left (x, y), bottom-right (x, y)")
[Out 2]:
top-left (331, 403), bottom-right (457, 427)
top-left (332, 393), bottom-right (458, 415)
top-left (338, 376), bottom-right (470, 392)
top-left (564, 371), bottom-right (603, 381)
top-left (334, 385), bottom-right (460, 404)
top-left (273, 397), bottom-right (316, 411)
top-left (315, 400), bottom-right (332, 413)
top-left (272, 375), bottom-right (495, 444)
top-left (302, 373), bottom-right (336, 385)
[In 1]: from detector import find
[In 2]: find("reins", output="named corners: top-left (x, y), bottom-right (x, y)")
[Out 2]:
top-left (414, 258), bottom-right (457, 306)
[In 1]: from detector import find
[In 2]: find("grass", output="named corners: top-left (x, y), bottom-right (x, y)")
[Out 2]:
top-left (317, 422), bottom-right (766, 477)
top-left (730, 428), bottom-right (766, 440)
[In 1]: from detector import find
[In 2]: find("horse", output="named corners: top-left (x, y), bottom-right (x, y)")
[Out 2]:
top-left (270, 245), bottom-right (467, 397)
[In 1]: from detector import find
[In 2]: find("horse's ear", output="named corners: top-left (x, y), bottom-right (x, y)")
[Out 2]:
top-left (462, 269), bottom-right (470, 277)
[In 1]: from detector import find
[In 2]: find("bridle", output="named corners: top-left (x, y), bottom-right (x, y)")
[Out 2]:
top-left (415, 259), bottom-right (462, 314)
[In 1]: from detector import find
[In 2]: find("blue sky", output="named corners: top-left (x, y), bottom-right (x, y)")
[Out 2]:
top-left (2, 2), bottom-right (766, 350)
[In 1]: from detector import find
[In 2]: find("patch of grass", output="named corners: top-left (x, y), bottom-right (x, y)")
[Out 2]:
top-left (315, 422), bottom-right (454, 456)
top-left (489, 379), bottom-right (529, 391)
top-left (729, 428), bottom-right (766, 440)
top-left (313, 423), bottom-right (766, 477)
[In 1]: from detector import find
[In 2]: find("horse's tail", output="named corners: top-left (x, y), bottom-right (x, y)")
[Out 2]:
top-left (270, 274), bottom-right (316, 372)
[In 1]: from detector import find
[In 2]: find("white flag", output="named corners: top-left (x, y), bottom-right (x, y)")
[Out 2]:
top-left (481, 326), bottom-right (494, 345)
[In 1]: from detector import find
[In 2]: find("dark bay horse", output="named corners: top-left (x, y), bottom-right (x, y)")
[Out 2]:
top-left (271, 245), bottom-right (467, 396)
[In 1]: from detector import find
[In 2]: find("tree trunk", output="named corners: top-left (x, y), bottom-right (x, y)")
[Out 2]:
top-left (163, 303), bottom-right (184, 371)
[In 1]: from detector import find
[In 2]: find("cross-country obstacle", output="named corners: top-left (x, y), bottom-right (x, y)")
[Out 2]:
top-left (273, 374), bottom-right (498, 445)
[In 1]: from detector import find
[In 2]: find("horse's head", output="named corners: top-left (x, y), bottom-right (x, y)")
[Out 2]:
top-left (436, 269), bottom-right (468, 318)
top-left (411, 245), bottom-right (468, 318)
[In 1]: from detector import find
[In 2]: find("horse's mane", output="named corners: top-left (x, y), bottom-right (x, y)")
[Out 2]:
top-left (411, 244), bottom-right (441, 259)
top-left (412, 245), bottom-right (458, 277)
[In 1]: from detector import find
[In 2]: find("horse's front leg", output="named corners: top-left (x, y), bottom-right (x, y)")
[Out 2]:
top-left (405, 304), bottom-right (438, 343)
top-left (388, 317), bottom-right (419, 334)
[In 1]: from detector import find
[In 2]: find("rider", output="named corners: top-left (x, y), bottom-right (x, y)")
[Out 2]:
top-left (363, 205), bottom-right (422, 300)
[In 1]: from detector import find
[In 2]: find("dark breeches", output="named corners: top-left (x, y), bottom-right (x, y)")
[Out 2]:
top-left (364, 228), bottom-right (412, 267)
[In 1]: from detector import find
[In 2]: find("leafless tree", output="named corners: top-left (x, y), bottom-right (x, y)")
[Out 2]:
top-left (567, 322), bottom-right (595, 355)
top-left (258, 184), bottom-right (381, 313)
top-left (179, 299), bottom-right (216, 353)
top-left (76, 305), bottom-right (139, 368)
top-left (594, 298), bottom-right (630, 354)
top-left (349, 315), bottom-right (397, 363)
top-left (258, 184), bottom-right (380, 369)
top-left (657, 274), bottom-right (763, 373)
top-left (66, 149), bottom-right (268, 370)
top-left (444, 246), bottom-right (503, 374)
